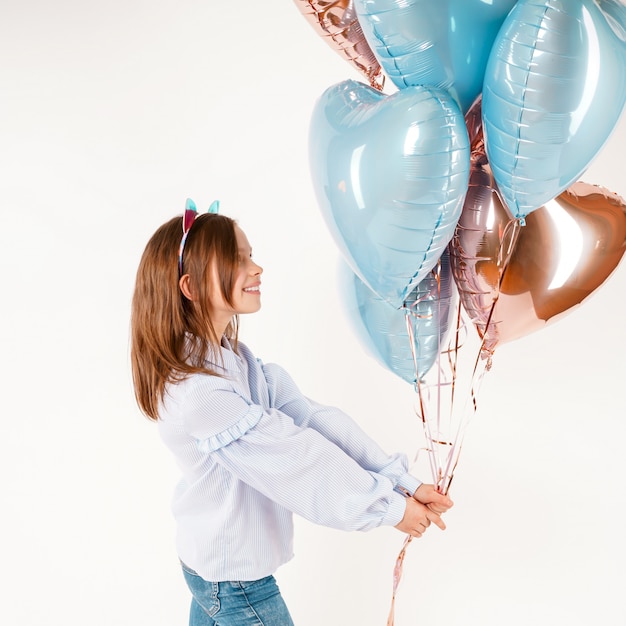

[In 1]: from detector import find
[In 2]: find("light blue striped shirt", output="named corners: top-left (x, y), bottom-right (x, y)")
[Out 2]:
top-left (157, 339), bottom-right (421, 581)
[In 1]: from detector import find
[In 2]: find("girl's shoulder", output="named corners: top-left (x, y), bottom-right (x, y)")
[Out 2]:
top-left (235, 339), bottom-right (255, 360)
top-left (236, 341), bottom-right (278, 373)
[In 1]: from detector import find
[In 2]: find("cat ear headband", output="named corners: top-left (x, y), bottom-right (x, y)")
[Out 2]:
top-left (178, 198), bottom-right (220, 276)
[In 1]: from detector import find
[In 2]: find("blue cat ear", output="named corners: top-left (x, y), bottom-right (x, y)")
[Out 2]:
top-left (208, 200), bottom-right (220, 214)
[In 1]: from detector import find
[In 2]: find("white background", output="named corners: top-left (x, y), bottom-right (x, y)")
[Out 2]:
top-left (1, 2), bottom-right (625, 625)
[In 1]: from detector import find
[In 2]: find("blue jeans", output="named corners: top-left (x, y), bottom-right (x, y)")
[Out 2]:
top-left (181, 563), bottom-right (295, 626)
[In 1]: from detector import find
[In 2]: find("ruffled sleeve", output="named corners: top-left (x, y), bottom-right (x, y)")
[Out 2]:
top-left (181, 376), bottom-right (263, 451)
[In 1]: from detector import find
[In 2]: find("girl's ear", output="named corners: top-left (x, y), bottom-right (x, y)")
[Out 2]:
top-left (179, 274), bottom-right (195, 301)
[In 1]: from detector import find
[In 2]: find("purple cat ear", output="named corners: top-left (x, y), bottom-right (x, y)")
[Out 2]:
top-left (182, 198), bottom-right (198, 233)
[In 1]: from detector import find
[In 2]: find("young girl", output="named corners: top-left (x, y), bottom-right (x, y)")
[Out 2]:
top-left (130, 200), bottom-right (453, 626)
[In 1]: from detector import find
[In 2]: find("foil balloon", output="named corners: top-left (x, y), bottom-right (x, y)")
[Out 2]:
top-left (339, 253), bottom-right (457, 384)
top-left (353, 0), bottom-right (517, 112)
top-left (309, 79), bottom-right (470, 307)
top-left (449, 162), bottom-right (626, 355)
top-left (596, 0), bottom-right (626, 38)
top-left (482, 0), bottom-right (626, 220)
top-left (293, 0), bottom-right (384, 89)
top-left (465, 94), bottom-right (484, 153)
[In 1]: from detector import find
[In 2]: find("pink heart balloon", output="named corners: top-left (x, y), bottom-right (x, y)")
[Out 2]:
top-left (293, 0), bottom-right (384, 89)
top-left (449, 162), bottom-right (626, 356)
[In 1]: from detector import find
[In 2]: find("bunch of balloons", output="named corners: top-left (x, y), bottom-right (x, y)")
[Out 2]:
top-left (295, 3), bottom-right (626, 617)
top-left (295, 0), bottom-right (626, 380)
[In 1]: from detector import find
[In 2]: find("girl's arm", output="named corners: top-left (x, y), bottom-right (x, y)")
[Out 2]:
top-left (261, 362), bottom-right (422, 496)
top-left (181, 377), bottom-right (407, 532)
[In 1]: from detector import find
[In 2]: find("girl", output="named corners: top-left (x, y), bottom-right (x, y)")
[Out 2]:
top-left (130, 200), bottom-right (453, 626)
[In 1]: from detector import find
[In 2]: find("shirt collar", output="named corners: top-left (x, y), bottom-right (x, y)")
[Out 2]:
top-left (203, 335), bottom-right (242, 373)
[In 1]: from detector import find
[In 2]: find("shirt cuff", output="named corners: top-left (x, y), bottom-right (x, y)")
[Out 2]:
top-left (381, 492), bottom-right (408, 527)
top-left (395, 473), bottom-right (422, 497)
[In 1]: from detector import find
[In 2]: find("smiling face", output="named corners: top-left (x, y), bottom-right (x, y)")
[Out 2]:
top-left (206, 225), bottom-right (263, 337)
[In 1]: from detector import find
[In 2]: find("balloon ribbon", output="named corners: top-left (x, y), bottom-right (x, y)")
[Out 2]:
top-left (384, 221), bottom-right (521, 624)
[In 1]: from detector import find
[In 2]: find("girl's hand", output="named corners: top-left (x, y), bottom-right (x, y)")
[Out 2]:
top-left (394, 497), bottom-right (446, 538)
top-left (413, 484), bottom-right (454, 514)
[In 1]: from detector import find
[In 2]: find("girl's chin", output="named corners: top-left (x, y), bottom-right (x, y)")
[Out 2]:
top-left (238, 303), bottom-right (262, 314)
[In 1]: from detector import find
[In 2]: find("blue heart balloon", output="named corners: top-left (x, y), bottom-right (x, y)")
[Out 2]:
top-left (354, 0), bottom-right (517, 113)
top-left (339, 252), bottom-right (457, 385)
top-left (596, 0), bottom-right (626, 36)
top-left (309, 79), bottom-right (470, 307)
top-left (482, 0), bottom-right (626, 220)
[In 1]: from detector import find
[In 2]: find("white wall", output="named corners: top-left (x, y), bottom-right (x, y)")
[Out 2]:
top-left (1, 2), bottom-right (624, 625)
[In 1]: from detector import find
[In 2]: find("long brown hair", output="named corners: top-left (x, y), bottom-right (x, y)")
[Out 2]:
top-left (130, 212), bottom-right (240, 420)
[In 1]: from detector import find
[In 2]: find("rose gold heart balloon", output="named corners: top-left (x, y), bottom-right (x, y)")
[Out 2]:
top-left (449, 162), bottom-right (626, 356)
top-left (293, 0), bottom-right (384, 89)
